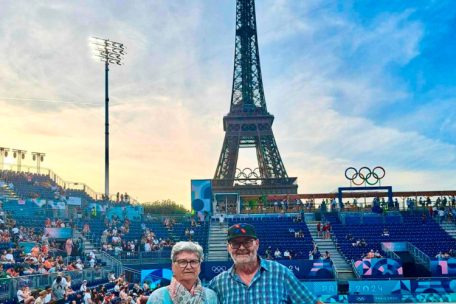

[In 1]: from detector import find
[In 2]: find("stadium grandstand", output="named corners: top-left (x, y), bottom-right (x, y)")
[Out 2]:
top-left (1, 167), bottom-right (456, 303)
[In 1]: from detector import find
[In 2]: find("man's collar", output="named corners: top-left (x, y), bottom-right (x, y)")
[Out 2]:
top-left (259, 257), bottom-right (271, 272)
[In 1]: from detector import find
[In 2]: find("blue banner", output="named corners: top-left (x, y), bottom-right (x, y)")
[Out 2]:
top-left (191, 180), bottom-right (212, 216)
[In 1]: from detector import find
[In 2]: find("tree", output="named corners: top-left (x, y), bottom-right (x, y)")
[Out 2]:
top-left (142, 199), bottom-right (189, 215)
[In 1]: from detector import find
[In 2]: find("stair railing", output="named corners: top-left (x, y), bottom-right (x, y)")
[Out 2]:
top-left (406, 242), bottom-right (431, 271)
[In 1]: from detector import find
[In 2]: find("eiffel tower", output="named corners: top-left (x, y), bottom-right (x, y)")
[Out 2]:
top-left (213, 0), bottom-right (298, 196)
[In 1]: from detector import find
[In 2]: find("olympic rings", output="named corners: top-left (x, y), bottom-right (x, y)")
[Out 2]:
top-left (344, 166), bottom-right (385, 186)
top-left (211, 266), bottom-right (227, 273)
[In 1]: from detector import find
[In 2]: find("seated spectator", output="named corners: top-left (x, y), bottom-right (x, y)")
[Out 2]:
top-left (75, 259), bottom-right (84, 270)
top-left (108, 271), bottom-right (116, 282)
top-left (80, 280), bottom-right (88, 292)
top-left (17, 286), bottom-right (34, 304)
top-left (382, 228), bottom-right (390, 237)
top-left (83, 288), bottom-right (93, 304)
top-left (324, 251), bottom-right (331, 261)
top-left (367, 249), bottom-right (375, 259)
top-left (283, 250), bottom-right (291, 260)
top-left (34, 290), bottom-right (47, 304)
top-left (274, 248), bottom-right (282, 259)
top-left (5, 249), bottom-right (15, 263)
top-left (352, 239), bottom-right (361, 247)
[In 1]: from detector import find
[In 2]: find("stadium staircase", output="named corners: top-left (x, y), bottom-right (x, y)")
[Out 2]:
top-left (307, 220), bottom-right (355, 280)
top-left (72, 227), bottom-right (124, 274)
top-left (438, 221), bottom-right (456, 240)
top-left (73, 228), bottom-right (97, 254)
top-left (0, 180), bottom-right (19, 200)
top-left (207, 221), bottom-right (229, 261)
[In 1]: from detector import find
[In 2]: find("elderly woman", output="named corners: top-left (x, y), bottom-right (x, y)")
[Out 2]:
top-left (147, 241), bottom-right (217, 304)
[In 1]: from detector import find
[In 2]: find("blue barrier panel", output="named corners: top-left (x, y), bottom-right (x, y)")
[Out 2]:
top-left (354, 258), bottom-right (403, 278)
top-left (202, 261), bottom-right (233, 281)
top-left (136, 259), bottom-right (333, 282)
top-left (430, 258), bottom-right (456, 276)
top-left (350, 278), bottom-right (456, 296)
top-left (349, 279), bottom-right (411, 295)
top-left (411, 278), bottom-right (456, 294)
top-left (304, 281), bottom-right (338, 297)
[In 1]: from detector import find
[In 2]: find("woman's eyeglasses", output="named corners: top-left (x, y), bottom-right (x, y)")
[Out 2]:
top-left (174, 259), bottom-right (201, 268)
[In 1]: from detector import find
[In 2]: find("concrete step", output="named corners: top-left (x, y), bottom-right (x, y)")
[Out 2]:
top-left (338, 272), bottom-right (356, 280)
top-left (209, 246), bottom-right (227, 250)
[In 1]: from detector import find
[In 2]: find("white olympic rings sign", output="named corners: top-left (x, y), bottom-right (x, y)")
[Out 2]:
top-left (211, 266), bottom-right (227, 273)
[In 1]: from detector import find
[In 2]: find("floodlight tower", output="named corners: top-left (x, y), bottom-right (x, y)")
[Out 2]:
top-left (0, 147), bottom-right (9, 171)
top-left (12, 149), bottom-right (27, 172)
top-left (32, 152), bottom-right (45, 174)
top-left (90, 37), bottom-right (126, 199)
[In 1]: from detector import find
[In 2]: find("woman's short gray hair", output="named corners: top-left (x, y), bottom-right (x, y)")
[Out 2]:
top-left (171, 241), bottom-right (204, 262)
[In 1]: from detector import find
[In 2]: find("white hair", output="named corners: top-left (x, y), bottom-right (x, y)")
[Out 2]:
top-left (171, 241), bottom-right (204, 262)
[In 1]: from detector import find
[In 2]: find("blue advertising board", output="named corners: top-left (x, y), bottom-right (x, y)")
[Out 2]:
top-left (136, 259), bottom-right (333, 282)
top-left (353, 258), bottom-right (403, 278)
top-left (191, 180), bottom-right (212, 216)
top-left (430, 258), bottom-right (456, 276)
top-left (44, 228), bottom-right (72, 240)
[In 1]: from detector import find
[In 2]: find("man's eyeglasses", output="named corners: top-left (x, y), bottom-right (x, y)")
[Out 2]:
top-left (229, 239), bottom-right (255, 249)
top-left (174, 259), bottom-right (201, 268)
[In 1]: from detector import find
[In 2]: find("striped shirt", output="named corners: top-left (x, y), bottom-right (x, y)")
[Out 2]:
top-left (208, 258), bottom-right (317, 304)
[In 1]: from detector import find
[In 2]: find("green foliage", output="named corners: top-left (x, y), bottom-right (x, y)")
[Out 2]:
top-left (142, 199), bottom-right (189, 215)
top-left (248, 199), bottom-right (258, 209)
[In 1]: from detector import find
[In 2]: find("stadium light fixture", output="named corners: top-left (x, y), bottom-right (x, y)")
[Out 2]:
top-left (32, 152), bottom-right (46, 174)
top-left (12, 149), bottom-right (27, 172)
top-left (90, 37), bottom-right (126, 199)
top-left (0, 147), bottom-right (10, 171)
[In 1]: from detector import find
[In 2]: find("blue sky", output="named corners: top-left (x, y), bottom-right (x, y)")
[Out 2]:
top-left (0, 0), bottom-right (455, 206)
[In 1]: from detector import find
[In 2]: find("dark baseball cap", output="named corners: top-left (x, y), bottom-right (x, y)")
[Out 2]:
top-left (227, 223), bottom-right (257, 241)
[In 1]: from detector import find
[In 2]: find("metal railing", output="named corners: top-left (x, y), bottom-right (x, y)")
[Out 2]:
top-left (384, 249), bottom-right (401, 260)
top-left (102, 250), bottom-right (171, 265)
top-left (406, 242), bottom-right (431, 271)
top-left (0, 165), bottom-right (137, 203)
top-left (351, 260), bottom-right (361, 278)
top-left (99, 250), bottom-right (123, 277)
top-left (0, 267), bottom-right (112, 300)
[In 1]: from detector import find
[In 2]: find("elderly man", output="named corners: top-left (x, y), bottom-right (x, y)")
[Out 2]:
top-left (147, 241), bottom-right (218, 303)
top-left (209, 223), bottom-right (321, 304)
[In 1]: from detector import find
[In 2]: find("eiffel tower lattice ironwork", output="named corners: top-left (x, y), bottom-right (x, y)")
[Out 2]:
top-left (213, 0), bottom-right (297, 195)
